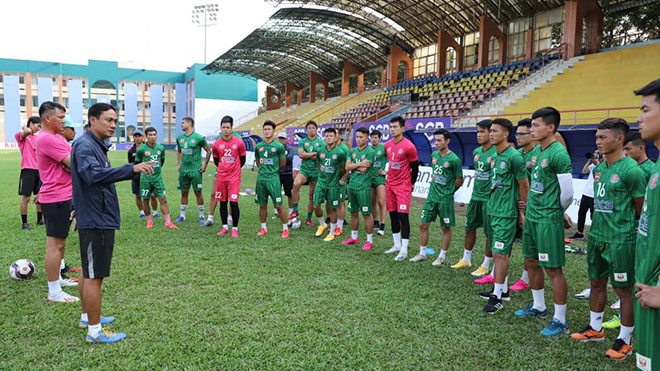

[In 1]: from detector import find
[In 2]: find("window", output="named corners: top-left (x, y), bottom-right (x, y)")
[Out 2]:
top-left (463, 32), bottom-right (479, 69)
top-left (534, 7), bottom-right (564, 53)
top-left (508, 17), bottom-right (530, 60)
top-left (413, 43), bottom-right (437, 76)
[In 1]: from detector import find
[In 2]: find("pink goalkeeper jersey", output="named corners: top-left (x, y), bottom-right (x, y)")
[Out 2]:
top-left (384, 137), bottom-right (418, 188)
top-left (212, 136), bottom-right (246, 180)
top-left (35, 130), bottom-right (72, 203)
top-left (15, 132), bottom-right (39, 170)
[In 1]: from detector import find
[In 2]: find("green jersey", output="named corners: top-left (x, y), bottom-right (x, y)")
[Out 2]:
top-left (428, 150), bottom-right (462, 202)
top-left (637, 164), bottom-right (660, 286)
top-left (348, 146), bottom-right (375, 190)
top-left (136, 143), bottom-right (165, 179)
top-left (526, 142), bottom-right (573, 222)
top-left (317, 144), bottom-right (347, 187)
top-left (176, 132), bottom-right (207, 172)
top-left (369, 143), bottom-right (387, 177)
top-left (299, 137), bottom-right (324, 174)
top-left (487, 146), bottom-right (527, 218)
top-left (590, 156), bottom-right (646, 243)
top-left (255, 140), bottom-right (285, 179)
top-left (471, 145), bottom-right (497, 201)
top-left (518, 147), bottom-right (535, 181)
top-left (639, 159), bottom-right (655, 182)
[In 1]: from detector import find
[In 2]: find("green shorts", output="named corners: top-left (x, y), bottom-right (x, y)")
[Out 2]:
top-left (522, 218), bottom-right (565, 268)
top-left (298, 168), bottom-right (318, 183)
top-left (348, 188), bottom-right (372, 215)
top-left (371, 175), bottom-right (386, 187)
top-left (140, 176), bottom-right (166, 199)
top-left (635, 301), bottom-right (660, 370)
top-left (465, 199), bottom-right (487, 230)
top-left (339, 184), bottom-right (347, 201)
top-left (314, 184), bottom-right (341, 209)
top-left (255, 177), bottom-right (283, 206)
top-left (420, 199), bottom-right (455, 226)
top-left (177, 171), bottom-right (203, 191)
top-left (488, 216), bottom-right (517, 256)
top-left (587, 238), bottom-right (634, 287)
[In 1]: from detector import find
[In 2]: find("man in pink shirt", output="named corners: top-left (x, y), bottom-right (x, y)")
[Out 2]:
top-left (383, 116), bottom-right (419, 260)
top-left (16, 116), bottom-right (44, 230)
top-left (35, 102), bottom-right (79, 303)
top-left (212, 116), bottom-right (246, 237)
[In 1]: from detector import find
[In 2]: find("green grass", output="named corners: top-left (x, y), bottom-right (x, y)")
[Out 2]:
top-left (0, 150), bottom-right (632, 369)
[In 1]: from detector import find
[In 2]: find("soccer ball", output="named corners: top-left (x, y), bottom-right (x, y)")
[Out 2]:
top-left (288, 217), bottom-right (301, 229)
top-left (9, 259), bottom-right (35, 280)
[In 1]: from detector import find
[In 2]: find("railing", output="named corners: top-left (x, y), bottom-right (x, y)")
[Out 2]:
top-left (452, 106), bottom-right (640, 128)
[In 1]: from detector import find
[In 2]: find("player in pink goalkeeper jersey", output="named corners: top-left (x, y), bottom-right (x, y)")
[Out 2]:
top-left (211, 116), bottom-right (246, 237)
top-left (382, 116), bottom-right (419, 259)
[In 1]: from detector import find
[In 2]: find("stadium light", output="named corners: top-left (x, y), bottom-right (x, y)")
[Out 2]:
top-left (192, 3), bottom-right (219, 64)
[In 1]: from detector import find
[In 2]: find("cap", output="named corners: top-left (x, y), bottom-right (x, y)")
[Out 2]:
top-left (133, 130), bottom-right (143, 136)
top-left (278, 132), bottom-right (287, 139)
top-left (63, 115), bottom-right (82, 129)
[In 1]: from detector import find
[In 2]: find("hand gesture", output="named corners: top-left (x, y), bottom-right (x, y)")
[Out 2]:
top-left (635, 276), bottom-right (660, 309)
top-left (134, 161), bottom-right (155, 175)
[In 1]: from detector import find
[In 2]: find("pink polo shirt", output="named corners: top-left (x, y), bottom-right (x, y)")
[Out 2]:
top-left (35, 130), bottom-right (72, 203)
top-left (15, 132), bottom-right (39, 170)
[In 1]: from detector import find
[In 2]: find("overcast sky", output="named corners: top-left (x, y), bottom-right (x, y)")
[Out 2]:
top-left (1, 0), bottom-right (281, 98)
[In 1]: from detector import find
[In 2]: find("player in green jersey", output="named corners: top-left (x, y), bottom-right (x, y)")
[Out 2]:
top-left (369, 130), bottom-right (388, 236)
top-left (624, 131), bottom-right (655, 182)
top-left (329, 134), bottom-right (350, 237)
top-left (570, 119), bottom-right (645, 360)
top-left (135, 127), bottom-right (178, 229)
top-left (480, 119), bottom-right (529, 314)
top-left (313, 128), bottom-right (347, 242)
top-left (291, 121), bottom-right (325, 226)
top-left (341, 126), bottom-right (376, 250)
top-left (175, 117), bottom-right (211, 224)
top-left (508, 118), bottom-right (537, 292)
top-left (409, 129), bottom-right (463, 264)
top-left (514, 107), bottom-right (574, 337)
top-left (462, 120), bottom-right (497, 277)
top-left (254, 120), bottom-right (290, 239)
top-left (633, 79), bottom-right (660, 371)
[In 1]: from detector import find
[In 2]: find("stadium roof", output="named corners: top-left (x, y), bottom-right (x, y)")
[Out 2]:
top-left (203, 7), bottom-right (414, 91)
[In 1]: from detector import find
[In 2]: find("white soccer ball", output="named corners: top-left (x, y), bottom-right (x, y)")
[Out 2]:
top-left (9, 259), bottom-right (35, 280)
top-left (289, 217), bottom-right (301, 229)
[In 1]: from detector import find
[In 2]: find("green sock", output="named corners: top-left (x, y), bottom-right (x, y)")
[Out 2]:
top-left (293, 204), bottom-right (299, 213)
top-left (306, 212), bottom-right (313, 221)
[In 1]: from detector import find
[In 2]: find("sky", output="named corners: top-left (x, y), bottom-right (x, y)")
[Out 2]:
top-left (0, 0), bottom-right (281, 98)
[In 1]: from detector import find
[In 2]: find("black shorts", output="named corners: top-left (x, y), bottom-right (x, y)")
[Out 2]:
top-left (18, 169), bottom-right (41, 196)
top-left (79, 229), bottom-right (115, 279)
top-left (280, 173), bottom-right (293, 197)
top-left (131, 177), bottom-right (140, 195)
top-left (41, 200), bottom-right (72, 238)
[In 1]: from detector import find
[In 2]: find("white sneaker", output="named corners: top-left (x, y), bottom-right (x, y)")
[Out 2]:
top-left (431, 256), bottom-right (445, 266)
top-left (610, 299), bottom-right (621, 309)
top-left (574, 288), bottom-right (591, 299)
top-left (377, 229), bottom-right (385, 236)
top-left (409, 254), bottom-right (427, 262)
top-left (202, 219), bottom-right (213, 227)
top-left (394, 253), bottom-right (407, 261)
top-left (384, 246), bottom-right (401, 254)
top-left (47, 291), bottom-right (79, 303)
top-left (60, 278), bottom-right (78, 287)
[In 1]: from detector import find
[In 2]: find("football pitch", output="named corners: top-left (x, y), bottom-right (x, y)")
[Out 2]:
top-left (0, 150), bottom-right (633, 369)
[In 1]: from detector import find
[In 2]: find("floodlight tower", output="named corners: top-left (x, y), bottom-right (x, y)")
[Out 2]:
top-left (192, 3), bottom-right (219, 64)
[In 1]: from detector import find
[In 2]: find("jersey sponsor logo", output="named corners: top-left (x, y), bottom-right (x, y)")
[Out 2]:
top-left (444, 161), bottom-right (449, 168)
top-left (361, 155), bottom-right (365, 160)
top-left (474, 154), bottom-right (479, 162)
top-left (362, 206), bottom-right (368, 212)
top-left (490, 161), bottom-right (495, 168)
top-left (613, 272), bottom-right (628, 282)
top-left (636, 353), bottom-right (651, 371)
top-left (145, 151), bottom-right (151, 156)
top-left (526, 161), bottom-right (532, 169)
top-left (271, 147), bottom-right (276, 152)
top-left (443, 218), bottom-right (450, 224)
top-left (500, 161), bottom-right (506, 169)
top-left (541, 159), bottom-right (548, 168)
top-left (650, 173), bottom-right (658, 190)
top-left (220, 145), bottom-right (225, 150)
top-left (259, 147), bottom-right (264, 152)
top-left (276, 197), bottom-right (281, 202)
top-left (487, 157), bottom-right (492, 163)
top-left (530, 181), bottom-right (545, 193)
top-left (594, 172), bottom-right (601, 182)
top-left (494, 241), bottom-right (504, 250)
top-left (320, 153), bottom-right (326, 159)
top-left (332, 200), bottom-right (339, 206)
top-left (231, 194), bottom-right (238, 200)
top-left (398, 149), bottom-right (403, 154)
top-left (352, 153), bottom-right (357, 158)
top-left (386, 148), bottom-right (391, 153)
top-left (332, 154), bottom-right (337, 160)
top-left (191, 139), bottom-right (195, 143)
top-left (180, 139), bottom-right (184, 143)
top-left (538, 253), bottom-right (549, 262)
top-left (531, 156), bottom-right (537, 165)
top-left (377, 151), bottom-right (382, 155)
top-left (432, 158), bottom-right (437, 165)
top-left (157, 150), bottom-right (161, 155)
top-left (233, 144), bottom-right (237, 149)
top-left (399, 204), bottom-right (407, 210)
top-left (610, 174), bottom-right (620, 184)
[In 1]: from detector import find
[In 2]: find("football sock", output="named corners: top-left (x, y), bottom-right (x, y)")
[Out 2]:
top-left (373, 220), bottom-right (379, 228)
top-left (261, 223), bottom-right (267, 231)
top-left (503, 276), bottom-right (509, 293)
top-left (232, 227), bottom-right (238, 232)
top-left (164, 214), bottom-right (171, 224)
top-left (288, 208), bottom-right (293, 215)
top-left (198, 205), bottom-right (204, 218)
top-left (151, 210), bottom-right (158, 217)
top-left (619, 325), bottom-right (634, 344)
top-left (389, 211), bottom-right (401, 234)
top-left (419, 245), bottom-right (427, 256)
top-left (380, 223), bottom-right (385, 230)
top-left (329, 223), bottom-right (336, 234)
top-left (366, 234), bottom-right (373, 243)
top-left (494, 283), bottom-right (504, 299)
top-left (140, 210), bottom-right (145, 216)
top-left (273, 208), bottom-right (278, 216)
top-left (230, 202), bottom-right (240, 227)
top-left (521, 269), bottom-right (530, 284)
top-left (48, 280), bottom-right (62, 297)
top-left (337, 219), bottom-right (344, 229)
top-left (179, 204), bottom-right (187, 218)
top-left (293, 204), bottom-right (299, 213)
top-left (532, 289), bottom-right (546, 312)
top-left (207, 215), bottom-right (214, 222)
top-left (282, 223), bottom-right (288, 231)
top-left (439, 249), bottom-right (447, 260)
top-left (88, 323), bottom-right (102, 337)
top-left (21, 214), bottom-right (28, 224)
top-left (220, 201), bottom-right (228, 224)
top-left (146, 215), bottom-right (153, 223)
top-left (462, 249), bottom-right (472, 263)
top-left (400, 239), bottom-right (409, 255)
top-left (318, 217), bottom-right (326, 226)
top-left (60, 259), bottom-right (65, 270)
top-left (590, 311), bottom-right (604, 332)
top-left (223, 224), bottom-right (228, 230)
top-left (351, 230), bottom-right (358, 240)
top-left (554, 303), bottom-right (567, 324)
top-left (399, 213), bottom-right (410, 239)
top-left (481, 256), bottom-right (493, 269)
top-left (81, 313), bottom-right (88, 322)
top-left (306, 212), bottom-right (312, 221)
top-left (392, 232), bottom-right (401, 248)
